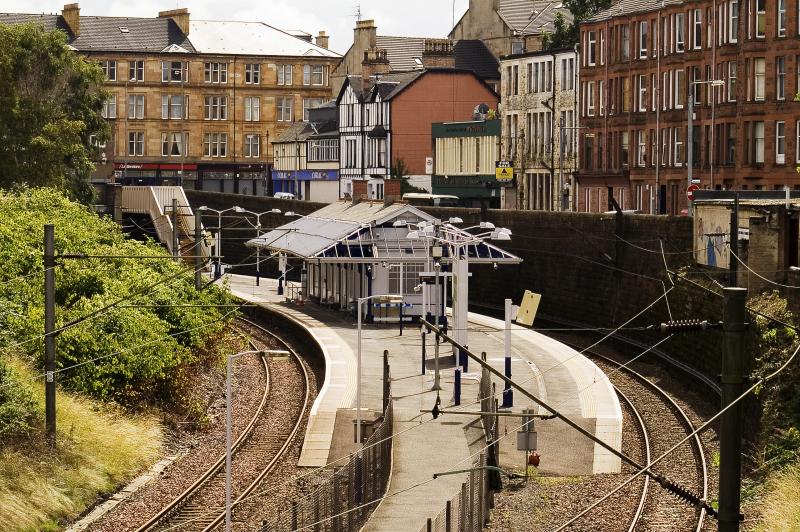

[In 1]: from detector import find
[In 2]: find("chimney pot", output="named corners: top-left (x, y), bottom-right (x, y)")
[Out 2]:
top-left (421, 38), bottom-right (456, 69)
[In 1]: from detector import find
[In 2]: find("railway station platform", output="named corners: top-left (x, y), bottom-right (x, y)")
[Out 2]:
top-left (220, 273), bottom-right (622, 531)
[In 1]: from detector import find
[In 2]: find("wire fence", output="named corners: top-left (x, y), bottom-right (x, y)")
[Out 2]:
top-left (260, 378), bottom-right (393, 531)
top-left (420, 360), bottom-right (497, 532)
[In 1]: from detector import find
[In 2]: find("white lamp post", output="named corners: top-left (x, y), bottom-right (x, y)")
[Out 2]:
top-left (197, 205), bottom-right (244, 277)
top-left (356, 293), bottom-right (402, 445)
top-left (225, 349), bottom-right (288, 532)
top-left (239, 208), bottom-right (281, 285)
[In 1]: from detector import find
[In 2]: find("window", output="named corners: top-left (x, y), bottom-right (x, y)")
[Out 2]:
top-left (128, 94), bottom-right (144, 119)
top-left (587, 81), bottom-right (595, 116)
top-left (546, 61), bottom-right (553, 91)
top-left (796, 121), bottom-right (800, 163)
top-left (303, 64), bottom-right (325, 85)
top-left (129, 60), bottom-right (144, 82)
top-left (674, 127), bottom-right (684, 166)
top-left (599, 80), bottom-right (606, 115)
top-left (302, 98), bottom-right (324, 121)
top-left (756, 0), bottom-right (765, 37)
top-left (161, 132), bottom-right (186, 157)
top-left (278, 65), bottom-right (293, 85)
top-left (726, 124), bottom-right (736, 164)
top-left (204, 63), bottom-right (228, 83)
top-left (621, 24), bottom-right (630, 59)
top-left (511, 40), bottom-right (525, 54)
top-left (203, 133), bottom-right (228, 157)
top-left (513, 64), bottom-right (519, 94)
top-left (728, 62), bottom-right (737, 102)
top-left (505, 66), bottom-right (512, 96)
top-left (102, 95), bottom-right (116, 119)
top-left (588, 31), bottom-right (597, 65)
top-left (378, 138), bottom-right (387, 167)
top-left (754, 58), bottom-right (765, 100)
top-left (675, 69), bottom-right (685, 108)
top-left (161, 95), bottom-right (188, 119)
top-left (778, 0), bottom-right (786, 36)
top-left (692, 66), bottom-right (702, 102)
top-left (777, 57), bottom-right (786, 100)
top-left (128, 132), bottom-right (144, 156)
top-left (675, 13), bottom-right (685, 51)
top-left (637, 74), bottom-right (647, 111)
top-left (622, 76), bottom-right (631, 112)
top-left (776, 121), bottom-right (786, 163)
top-left (241, 63), bottom-right (260, 84)
top-left (639, 22), bottom-right (648, 58)
top-left (277, 97), bottom-right (293, 122)
top-left (161, 61), bottom-right (187, 82)
top-left (693, 9), bottom-right (703, 48)
top-left (345, 139), bottom-right (356, 168)
top-left (621, 131), bottom-right (629, 166)
top-left (526, 63), bottom-right (533, 93)
top-left (600, 29), bottom-right (606, 64)
top-left (560, 57), bottom-right (575, 90)
top-left (729, 1), bottom-right (738, 42)
top-left (204, 96), bottom-right (228, 120)
top-left (637, 130), bottom-right (647, 166)
top-left (754, 121), bottom-right (764, 163)
top-left (101, 60), bottom-right (116, 81)
top-left (245, 97), bottom-right (260, 121)
top-left (309, 139), bottom-right (339, 161)
top-left (244, 134), bottom-right (260, 158)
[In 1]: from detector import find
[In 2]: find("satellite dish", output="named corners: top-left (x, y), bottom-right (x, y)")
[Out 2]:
top-left (478, 103), bottom-right (490, 114)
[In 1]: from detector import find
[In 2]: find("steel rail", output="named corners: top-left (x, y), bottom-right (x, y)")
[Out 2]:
top-left (199, 317), bottom-right (311, 531)
top-left (613, 385), bottom-right (651, 532)
top-left (136, 321), bottom-right (270, 531)
top-left (571, 340), bottom-right (709, 532)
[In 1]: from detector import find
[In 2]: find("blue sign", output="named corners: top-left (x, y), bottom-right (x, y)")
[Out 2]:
top-left (272, 170), bottom-right (338, 181)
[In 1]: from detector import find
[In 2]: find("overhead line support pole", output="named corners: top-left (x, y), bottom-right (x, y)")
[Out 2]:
top-left (171, 198), bottom-right (179, 262)
top-left (195, 211), bottom-right (203, 290)
top-left (44, 224), bottom-right (56, 444)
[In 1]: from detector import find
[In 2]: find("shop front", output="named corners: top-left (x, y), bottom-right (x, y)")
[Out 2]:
top-left (271, 169), bottom-right (339, 202)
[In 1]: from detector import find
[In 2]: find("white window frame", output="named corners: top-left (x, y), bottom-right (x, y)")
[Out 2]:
top-left (277, 96), bottom-right (293, 122)
top-left (638, 74), bottom-right (647, 111)
top-left (756, 0), bottom-right (766, 38)
top-left (587, 81), bottom-right (595, 116)
top-left (754, 121), bottom-right (765, 163)
top-left (128, 131), bottom-right (144, 156)
top-left (129, 60), bottom-right (144, 82)
top-left (302, 98), bottom-right (324, 121)
top-left (101, 60), bottom-right (116, 81)
top-left (161, 61), bottom-right (187, 83)
top-left (651, 73), bottom-right (657, 110)
top-left (600, 29), bottom-right (606, 65)
top-left (244, 134), bottom-right (260, 158)
top-left (639, 21), bottom-right (648, 58)
top-left (729, 1), bottom-right (739, 42)
top-left (203, 96), bottom-right (228, 120)
top-left (245, 97), bottom-right (260, 121)
top-left (304, 64), bottom-right (325, 86)
top-left (128, 94), bottom-right (145, 119)
top-left (203, 132), bottom-right (228, 158)
top-left (776, 121), bottom-right (786, 163)
top-left (777, 0), bottom-right (786, 36)
top-left (204, 63), bottom-right (228, 84)
top-left (637, 130), bottom-right (646, 166)
top-left (599, 80), bottom-right (606, 115)
top-left (161, 94), bottom-right (188, 119)
top-left (278, 64), bottom-right (293, 85)
top-left (102, 95), bottom-right (117, 119)
top-left (675, 13), bottom-right (685, 52)
top-left (245, 63), bottom-right (261, 84)
top-left (754, 58), bottom-right (765, 100)
top-left (674, 69), bottom-right (685, 109)
top-left (728, 61), bottom-right (737, 102)
top-left (776, 57), bottom-right (786, 100)
top-left (693, 9), bottom-right (703, 49)
top-left (161, 132), bottom-right (187, 157)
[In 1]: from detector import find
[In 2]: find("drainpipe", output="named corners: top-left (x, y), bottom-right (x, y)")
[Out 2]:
top-left (573, 42), bottom-right (580, 212)
top-left (551, 49), bottom-right (557, 211)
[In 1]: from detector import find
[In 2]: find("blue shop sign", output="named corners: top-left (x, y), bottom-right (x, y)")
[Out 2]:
top-left (272, 170), bottom-right (338, 181)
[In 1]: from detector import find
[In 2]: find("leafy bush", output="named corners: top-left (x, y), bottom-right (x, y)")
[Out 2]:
top-left (0, 359), bottom-right (37, 438)
top-left (0, 188), bottom-right (233, 412)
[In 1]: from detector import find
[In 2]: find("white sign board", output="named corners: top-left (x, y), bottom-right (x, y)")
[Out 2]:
top-left (425, 156), bottom-right (434, 175)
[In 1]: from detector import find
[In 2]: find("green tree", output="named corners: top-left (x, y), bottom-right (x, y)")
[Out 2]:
top-left (390, 157), bottom-right (427, 195)
top-left (0, 23), bottom-right (109, 203)
top-left (542, 0), bottom-right (613, 50)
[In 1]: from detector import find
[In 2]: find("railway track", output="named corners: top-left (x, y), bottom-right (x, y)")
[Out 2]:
top-left (137, 317), bottom-right (311, 532)
top-left (559, 338), bottom-right (711, 532)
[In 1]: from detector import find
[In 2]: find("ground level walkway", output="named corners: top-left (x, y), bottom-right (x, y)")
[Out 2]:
top-left (221, 273), bottom-right (622, 532)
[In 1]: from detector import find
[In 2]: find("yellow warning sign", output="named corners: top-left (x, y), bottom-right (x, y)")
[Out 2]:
top-left (515, 290), bottom-right (541, 327)
top-left (495, 160), bottom-right (514, 181)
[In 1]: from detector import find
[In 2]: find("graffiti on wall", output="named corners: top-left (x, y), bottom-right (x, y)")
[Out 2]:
top-left (694, 206), bottom-right (730, 269)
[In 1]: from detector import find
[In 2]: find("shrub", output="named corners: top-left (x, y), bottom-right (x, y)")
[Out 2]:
top-left (0, 359), bottom-right (38, 438)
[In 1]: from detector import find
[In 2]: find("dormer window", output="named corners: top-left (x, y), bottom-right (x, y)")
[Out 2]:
top-left (119, 26), bottom-right (129, 33)
top-left (511, 40), bottom-right (525, 54)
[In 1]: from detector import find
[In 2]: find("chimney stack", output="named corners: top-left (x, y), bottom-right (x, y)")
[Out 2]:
top-left (315, 31), bottom-right (329, 49)
top-left (158, 8), bottom-right (190, 35)
top-left (354, 19), bottom-right (377, 52)
top-left (422, 38), bottom-right (456, 69)
top-left (62, 3), bottom-right (80, 36)
top-left (383, 179), bottom-right (402, 206)
top-left (362, 48), bottom-right (391, 81)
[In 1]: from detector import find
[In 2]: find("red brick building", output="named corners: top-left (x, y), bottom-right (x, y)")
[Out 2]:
top-left (577, 0), bottom-right (800, 214)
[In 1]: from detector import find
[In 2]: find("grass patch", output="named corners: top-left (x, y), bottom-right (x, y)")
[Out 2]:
top-left (756, 463), bottom-right (800, 531)
top-left (0, 358), bottom-right (162, 531)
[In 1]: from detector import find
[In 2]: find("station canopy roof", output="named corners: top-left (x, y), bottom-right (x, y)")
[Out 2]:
top-left (246, 201), bottom-right (522, 264)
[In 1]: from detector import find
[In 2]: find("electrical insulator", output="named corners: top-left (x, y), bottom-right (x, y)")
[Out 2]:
top-left (659, 319), bottom-right (710, 334)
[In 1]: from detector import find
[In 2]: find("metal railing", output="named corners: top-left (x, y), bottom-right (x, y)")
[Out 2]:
top-left (261, 382), bottom-right (393, 531)
top-left (420, 455), bottom-right (489, 532)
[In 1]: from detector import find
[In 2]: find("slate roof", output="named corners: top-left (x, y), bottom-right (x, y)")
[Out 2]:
top-left (496, 0), bottom-right (574, 35)
top-left (586, 0), bottom-right (683, 22)
top-left (272, 122), bottom-right (313, 144)
top-left (0, 11), bottom-right (338, 57)
top-left (373, 36), bottom-right (499, 80)
top-left (72, 16), bottom-right (195, 52)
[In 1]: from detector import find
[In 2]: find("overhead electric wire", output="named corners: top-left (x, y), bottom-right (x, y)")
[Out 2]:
top-left (554, 339), bottom-right (800, 531)
top-left (729, 248), bottom-right (800, 289)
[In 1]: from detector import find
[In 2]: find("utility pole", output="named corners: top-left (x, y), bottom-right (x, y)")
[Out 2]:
top-left (729, 193), bottom-right (739, 287)
top-left (719, 287), bottom-right (747, 532)
top-left (44, 224), bottom-right (56, 444)
top-left (171, 198), bottom-right (179, 261)
top-left (194, 210), bottom-right (203, 290)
